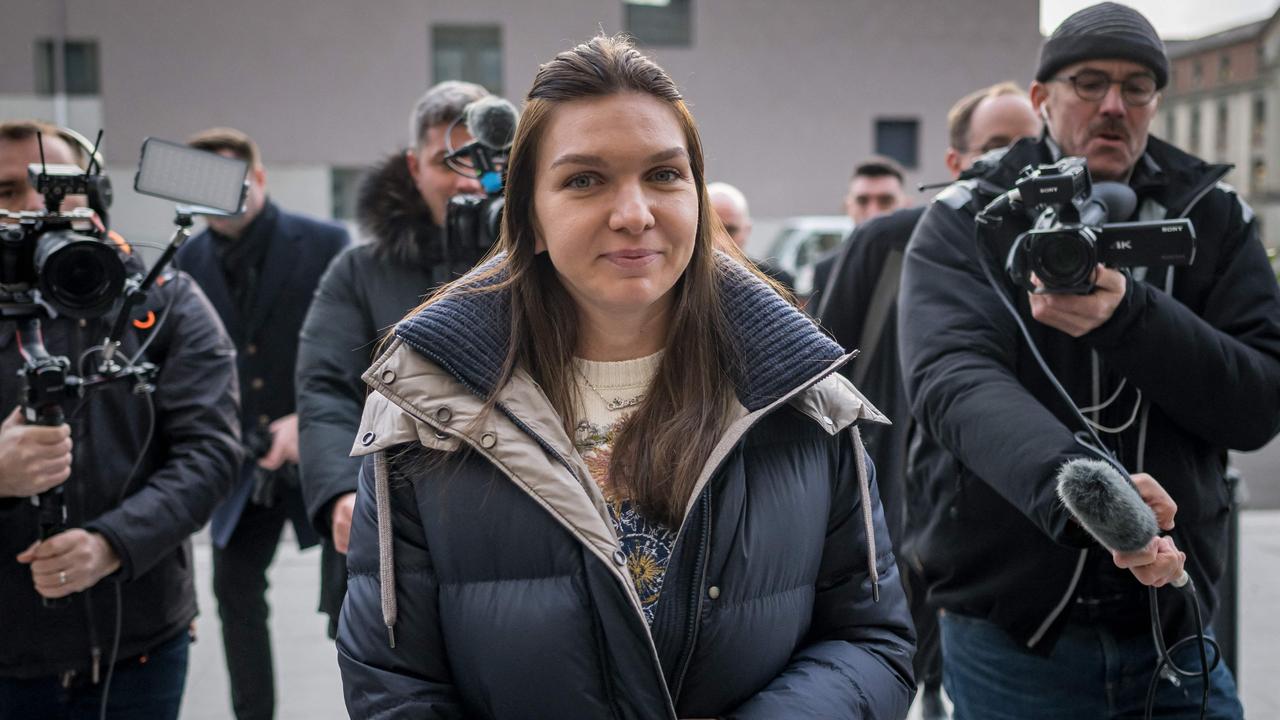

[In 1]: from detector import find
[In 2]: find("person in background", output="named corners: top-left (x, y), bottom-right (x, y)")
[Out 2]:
top-left (178, 127), bottom-right (349, 720)
top-left (296, 80), bottom-right (488, 639)
top-left (815, 81), bottom-right (1040, 720)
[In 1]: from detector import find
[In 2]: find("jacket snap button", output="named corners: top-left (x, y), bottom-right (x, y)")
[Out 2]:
top-left (360, 431), bottom-right (376, 446)
top-left (707, 586), bottom-right (720, 600)
top-left (821, 415), bottom-right (834, 427)
top-left (435, 407), bottom-right (452, 423)
top-left (480, 432), bottom-right (497, 449)
top-left (251, 377), bottom-right (265, 391)
top-left (612, 550), bottom-right (626, 566)
top-left (381, 369), bottom-right (396, 383)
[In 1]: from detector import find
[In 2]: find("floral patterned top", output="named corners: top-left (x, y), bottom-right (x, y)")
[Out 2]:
top-left (572, 351), bottom-right (675, 625)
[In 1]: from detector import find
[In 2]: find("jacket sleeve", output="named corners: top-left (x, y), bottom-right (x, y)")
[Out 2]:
top-left (1083, 196), bottom-right (1280, 450)
top-left (730, 435), bottom-right (916, 719)
top-left (297, 249), bottom-right (375, 537)
top-left (337, 452), bottom-right (465, 719)
top-left (84, 273), bottom-right (242, 580)
top-left (897, 200), bottom-right (1093, 546)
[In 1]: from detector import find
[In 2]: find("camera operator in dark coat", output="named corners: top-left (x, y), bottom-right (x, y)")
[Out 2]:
top-left (0, 121), bottom-right (241, 718)
top-left (175, 127), bottom-right (349, 720)
top-left (295, 80), bottom-right (488, 637)
top-left (897, 4), bottom-right (1280, 718)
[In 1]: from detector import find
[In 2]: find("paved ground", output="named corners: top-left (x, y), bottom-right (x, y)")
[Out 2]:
top-left (178, 509), bottom-right (1280, 719)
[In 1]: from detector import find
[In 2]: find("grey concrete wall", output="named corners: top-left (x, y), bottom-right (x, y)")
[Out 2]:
top-left (2, 0), bottom-right (1040, 237)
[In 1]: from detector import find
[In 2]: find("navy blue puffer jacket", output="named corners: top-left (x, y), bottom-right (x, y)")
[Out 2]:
top-left (337, 259), bottom-right (916, 719)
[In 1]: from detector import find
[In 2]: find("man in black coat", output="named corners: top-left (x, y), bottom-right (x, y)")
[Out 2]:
top-left (816, 82), bottom-right (1040, 720)
top-left (176, 128), bottom-right (348, 720)
top-left (0, 121), bottom-right (240, 718)
top-left (296, 80), bottom-right (489, 637)
top-left (898, 4), bottom-right (1280, 717)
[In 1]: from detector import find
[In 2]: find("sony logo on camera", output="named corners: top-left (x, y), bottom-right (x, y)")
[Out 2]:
top-left (1005, 158), bottom-right (1197, 294)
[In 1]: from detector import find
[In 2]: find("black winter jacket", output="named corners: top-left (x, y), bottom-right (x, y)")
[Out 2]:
top-left (298, 154), bottom-right (456, 539)
top-left (337, 259), bottom-right (917, 719)
top-left (898, 134), bottom-right (1280, 650)
top-left (297, 154), bottom-right (456, 621)
top-left (0, 256), bottom-right (241, 679)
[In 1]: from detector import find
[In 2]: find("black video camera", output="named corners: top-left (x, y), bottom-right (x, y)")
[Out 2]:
top-left (1002, 157), bottom-right (1196, 294)
top-left (442, 97), bottom-right (519, 271)
top-left (0, 161), bottom-right (125, 320)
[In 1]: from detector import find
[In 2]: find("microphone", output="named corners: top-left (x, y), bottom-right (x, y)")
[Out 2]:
top-left (464, 97), bottom-right (519, 152)
top-left (1055, 458), bottom-right (1188, 587)
top-left (1078, 181), bottom-right (1137, 227)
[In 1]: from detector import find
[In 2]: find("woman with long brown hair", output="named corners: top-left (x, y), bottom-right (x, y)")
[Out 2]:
top-left (336, 35), bottom-right (915, 719)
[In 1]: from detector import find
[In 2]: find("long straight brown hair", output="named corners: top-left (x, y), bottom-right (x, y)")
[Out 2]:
top-left (408, 35), bottom-right (778, 527)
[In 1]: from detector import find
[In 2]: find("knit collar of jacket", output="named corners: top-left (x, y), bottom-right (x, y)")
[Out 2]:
top-left (393, 252), bottom-right (846, 413)
top-left (355, 152), bottom-right (446, 268)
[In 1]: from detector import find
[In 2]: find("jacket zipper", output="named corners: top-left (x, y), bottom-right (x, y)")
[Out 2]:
top-left (375, 346), bottom-right (860, 717)
top-left (668, 488), bottom-right (712, 704)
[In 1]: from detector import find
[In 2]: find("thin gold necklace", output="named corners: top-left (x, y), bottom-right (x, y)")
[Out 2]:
top-left (575, 366), bottom-right (645, 411)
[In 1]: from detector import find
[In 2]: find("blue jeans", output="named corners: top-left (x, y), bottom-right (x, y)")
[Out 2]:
top-left (940, 612), bottom-right (1243, 720)
top-left (0, 630), bottom-right (190, 720)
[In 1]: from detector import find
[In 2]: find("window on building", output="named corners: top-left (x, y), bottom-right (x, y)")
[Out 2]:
top-left (431, 25), bottom-right (503, 95)
top-left (1192, 59), bottom-right (1203, 87)
top-left (1189, 107), bottom-right (1201, 154)
top-left (1166, 112), bottom-right (1177, 144)
top-left (1255, 95), bottom-right (1267, 148)
top-left (1219, 53), bottom-right (1231, 82)
top-left (1253, 159), bottom-right (1266, 194)
top-left (1216, 101), bottom-right (1229, 154)
top-left (34, 39), bottom-right (100, 95)
top-left (874, 118), bottom-right (919, 169)
top-left (331, 167), bottom-right (365, 221)
top-left (625, 0), bottom-right (692, 48)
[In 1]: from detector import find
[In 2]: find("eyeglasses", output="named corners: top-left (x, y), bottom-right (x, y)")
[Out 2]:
top-left (1053, 70), bottom-right (1158, 107)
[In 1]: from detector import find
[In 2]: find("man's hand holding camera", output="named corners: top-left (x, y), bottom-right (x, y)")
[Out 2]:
top-left (0, 407), bottom-right (72, 498)
top-left (1029, 265), bottom-right (1126, 337)
top-left (17, 529), bottom-right (121, 599)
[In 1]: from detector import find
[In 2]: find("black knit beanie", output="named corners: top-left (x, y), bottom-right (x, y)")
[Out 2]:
top-left (1037, 2), bottom-right (1168, 88)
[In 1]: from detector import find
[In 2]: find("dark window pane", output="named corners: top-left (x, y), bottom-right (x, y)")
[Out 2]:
top-left (431, 25), bottom-right (502, 95)
top-left (331, 167), bottom-right (365, 221)
top-left (625, 0), bottom-right (692, 48)
top-left (34, 39), bottom-right (100, 96)
top-left (875, 118), bottom-right (919, 169)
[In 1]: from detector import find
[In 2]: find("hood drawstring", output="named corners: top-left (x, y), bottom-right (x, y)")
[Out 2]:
top-left (850, 426), bottom-right (881, 602)
top-left (374, 451), bottom-right (398, 648)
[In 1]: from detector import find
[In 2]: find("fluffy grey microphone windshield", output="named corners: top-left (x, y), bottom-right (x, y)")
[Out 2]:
top-left (465, 97), bottom-right (518, 151)
top-left (1056, 458), bottom-right (1158, 553)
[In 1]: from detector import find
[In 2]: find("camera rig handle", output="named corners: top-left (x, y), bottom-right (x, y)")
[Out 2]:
top-left (15, 318), bottom-right (75, 608)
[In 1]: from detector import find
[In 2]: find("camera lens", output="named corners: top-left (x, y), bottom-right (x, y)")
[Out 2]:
top-left (34, 231), bottom-right (126, 318)
top-left (1032, 232), bottom-right (1095, 289)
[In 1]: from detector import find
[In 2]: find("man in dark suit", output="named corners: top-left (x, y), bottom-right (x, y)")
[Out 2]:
top-left (816, 83), bottom-right (1040, 720)
top-left (176, 128), bottom-right (349, 720)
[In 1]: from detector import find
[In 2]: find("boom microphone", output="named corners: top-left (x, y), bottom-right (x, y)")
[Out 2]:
top-left (1055, 458), bottom-right (1188, 587)
top-left (464, 96), bottom-right (519, 151)
top-left (1079, 181), bottom-right (1138, 227)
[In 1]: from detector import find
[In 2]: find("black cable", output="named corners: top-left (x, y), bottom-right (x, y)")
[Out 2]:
top-left (973, 194), bottom-right (1215, 720)
top-left (97, 391), bottom-right (156, 720)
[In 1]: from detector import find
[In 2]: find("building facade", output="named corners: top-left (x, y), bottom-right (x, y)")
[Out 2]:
top-left (1, 0), bottom-right (1039, 250)
top-left (1161, 9), bottom-right (1280, 254)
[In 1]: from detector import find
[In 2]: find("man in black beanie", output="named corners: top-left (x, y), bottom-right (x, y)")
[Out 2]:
top-left (896, 3), bottom-right (1278, 718)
